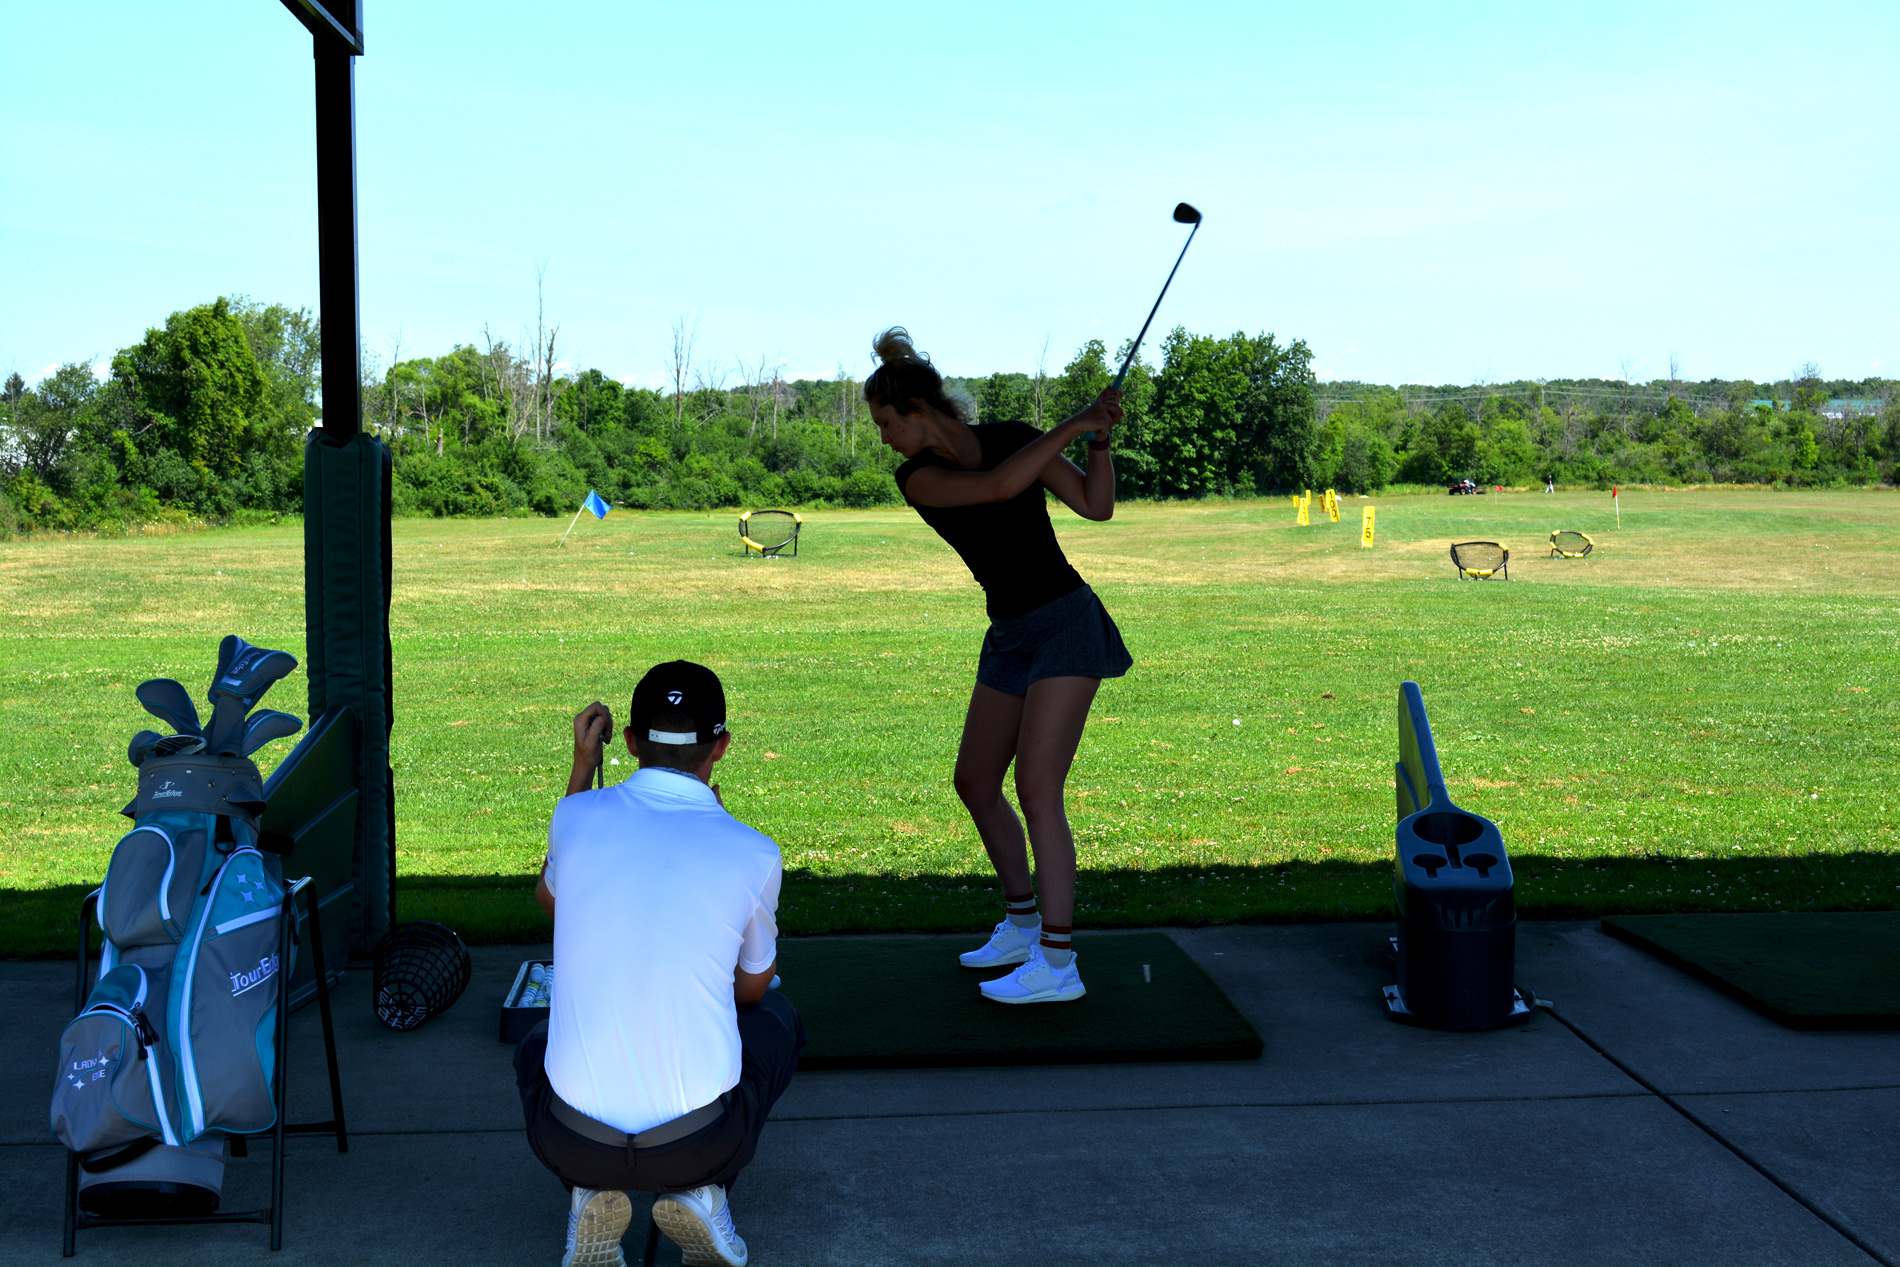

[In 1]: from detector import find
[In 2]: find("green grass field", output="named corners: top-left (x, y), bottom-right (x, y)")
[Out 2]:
top-left (2, 488), bottom-right (1896, 955)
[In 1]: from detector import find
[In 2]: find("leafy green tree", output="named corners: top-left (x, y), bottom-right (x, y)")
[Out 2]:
top-left (1143, 328), bottom-right (1316, 497)
top-left (13, 363), bottom-right (97, 487)
top-left (1238, 334), bottom-right (1317, 492)
top-left (975, 372), bottom-right (1034, 424)
top-left (115, 298), bottom-right (274, 481)
top-left (1316, 392), bottom-right (1403, 493)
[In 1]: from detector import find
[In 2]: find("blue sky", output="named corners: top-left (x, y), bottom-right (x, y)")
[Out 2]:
top-left (3, 2), bottom-right (1895, 391)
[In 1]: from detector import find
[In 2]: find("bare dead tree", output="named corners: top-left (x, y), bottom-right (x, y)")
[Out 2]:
top-left (477, 323), bottom-right (498, 405)
top-left (524, 268), bottom-right (566, 443)
top-left (667, 313), bottom-right (699, 434)
top-left (743, 353), bottom-right (771, 438)
top-left (539, 322), bottom-right (561, 442)
top-left (1617, 355), bottom-right (1639, 438)
top-left (836, 366), bottom-right (851, 455)
top-left (1033, 334), bottom-right (1050, 430)
top-left (480, 324), bottom-right (516, 444)
top-left (771, 360), bottom-right (785, 440)
top-left (384, 329), bottom-right (404, 436)
top-left (692, 359), bottom-right (729, 424)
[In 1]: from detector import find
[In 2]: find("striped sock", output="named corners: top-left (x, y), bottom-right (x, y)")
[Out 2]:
top-left (1039, 924), bottom-right (1073, 969)
top-left (1004, 891), bottom-right (1040, 931)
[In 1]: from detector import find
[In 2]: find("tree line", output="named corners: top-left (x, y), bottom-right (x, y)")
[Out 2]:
top-left (1314, 372), bottom-right (1898, 492)
top-left (3, 295), bottom-right (1894, 536)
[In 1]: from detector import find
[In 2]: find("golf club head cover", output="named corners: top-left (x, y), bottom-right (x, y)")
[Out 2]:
top-left (204, 638), bottom-right (298, 756)
top-left (135, 679), bottom-right (202, 737)
top-left (128, 730), bottom-right (163, 767)
top-left (238, 710), bottom-right (303, 758)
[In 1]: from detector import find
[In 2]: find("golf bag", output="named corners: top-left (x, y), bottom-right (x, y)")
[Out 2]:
top-left (51, 637), bottom-right (302, 1214)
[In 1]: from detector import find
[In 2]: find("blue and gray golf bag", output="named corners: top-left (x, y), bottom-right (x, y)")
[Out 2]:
top-left (51, 637), bottom-right (304, 1215)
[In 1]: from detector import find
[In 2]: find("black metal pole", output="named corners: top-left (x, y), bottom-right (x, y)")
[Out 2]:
top-left (313, 42), bottom-right (360, 443)
top-left (62, 1147), bottom-right (78, 1256)
top-left (304, 886), bottom-right (349, 1153)
top-left (271, 887), bottom-right (296, 1251)
top-left (74, 891), bottom-right (96, 1016)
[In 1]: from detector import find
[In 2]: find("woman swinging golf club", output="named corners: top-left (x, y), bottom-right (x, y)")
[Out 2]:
top-left (866, 327), bottom-right (1130, 1004)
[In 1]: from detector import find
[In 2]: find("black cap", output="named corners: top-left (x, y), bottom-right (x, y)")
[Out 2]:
top-left (629, 661), bottom-right (727, 745)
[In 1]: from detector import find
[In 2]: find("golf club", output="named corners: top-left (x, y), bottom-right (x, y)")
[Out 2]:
top-left (151, 734), bottom-right (207, 759)
top-left (1091, 202), bottom-right (1202, 439)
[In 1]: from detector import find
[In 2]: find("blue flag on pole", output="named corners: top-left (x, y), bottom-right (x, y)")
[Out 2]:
top-left (583, 490), bottom-right (610, 519)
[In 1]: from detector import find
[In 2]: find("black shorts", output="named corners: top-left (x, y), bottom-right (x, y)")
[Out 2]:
top-left (976, 584), bottom-right (1133, 696)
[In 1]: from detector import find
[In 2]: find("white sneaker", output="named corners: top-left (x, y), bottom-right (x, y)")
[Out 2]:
top-left (561, 1187), bottom-right (632, 1267)
top-left (979, 944), bottom-right (1085, 1004)
top-left (958, 919), bottom-right (1041, 968)
top-left (651, 1184), bottom-right (748, 1267)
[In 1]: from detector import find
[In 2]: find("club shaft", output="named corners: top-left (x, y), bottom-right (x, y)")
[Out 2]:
top-left (1111, 220), bottom-right (1200, 391)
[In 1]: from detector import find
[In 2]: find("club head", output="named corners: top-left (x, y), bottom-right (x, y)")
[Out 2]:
top-left (1173, 202), bottom-right (1202, 224)
top-left (135, 679), bottom-right (202, 736)
top-left (152, 734), bottom-right (206, 759)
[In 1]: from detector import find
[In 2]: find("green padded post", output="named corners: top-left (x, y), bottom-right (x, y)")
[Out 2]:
top-left (303, 430), bottom-right (395, 957)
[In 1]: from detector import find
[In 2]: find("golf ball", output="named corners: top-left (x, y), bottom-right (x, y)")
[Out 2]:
top-left (528, 964), bottom-right (548, 985)
top-left (517, 986), bottom-right (539, 1007)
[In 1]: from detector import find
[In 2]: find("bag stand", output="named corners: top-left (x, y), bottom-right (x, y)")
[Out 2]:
top-left (62, 878), bottom-right (348, 1256)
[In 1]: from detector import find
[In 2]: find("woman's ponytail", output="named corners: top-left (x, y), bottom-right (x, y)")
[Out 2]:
top-left (864, 327), bottom-right (972, 423)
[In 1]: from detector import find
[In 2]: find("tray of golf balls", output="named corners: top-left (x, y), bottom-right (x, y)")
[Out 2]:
top-left (498, 960), bottom-right (554, 1044)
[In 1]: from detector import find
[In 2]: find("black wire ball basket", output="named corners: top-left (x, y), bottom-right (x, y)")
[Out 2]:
top-left (372, 920), bottom-right (472, 1031)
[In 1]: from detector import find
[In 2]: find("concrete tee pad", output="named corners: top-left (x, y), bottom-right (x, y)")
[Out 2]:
top-left (0, 920), bottom-right (1892, 1265)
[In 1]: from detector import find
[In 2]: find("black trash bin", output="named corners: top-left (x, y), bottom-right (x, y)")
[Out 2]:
top-left (1385, 682), bottom-right (1531, 1030)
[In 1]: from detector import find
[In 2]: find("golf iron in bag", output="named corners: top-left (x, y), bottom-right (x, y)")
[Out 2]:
top-left (50, 637), bottom-right (302, 1216)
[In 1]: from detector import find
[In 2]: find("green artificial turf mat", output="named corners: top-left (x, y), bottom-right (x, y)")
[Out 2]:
top-left (1601, 912), bottom-right (1900, 1030)
top-left (775, 931), bottom-right (1263, 1069)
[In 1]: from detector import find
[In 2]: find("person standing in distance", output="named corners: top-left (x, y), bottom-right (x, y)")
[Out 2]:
top-left (866, 327), bottom-right (1131, 1004)
top-left (518, 661), bottom-right (803, 1267)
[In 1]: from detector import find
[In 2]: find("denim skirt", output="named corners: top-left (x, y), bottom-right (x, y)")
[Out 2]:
top-left (975, 584), bottom-right (1133, 696)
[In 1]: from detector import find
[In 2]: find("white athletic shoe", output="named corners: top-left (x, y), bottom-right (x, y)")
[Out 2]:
top-left (561, 1187), bottom-right (632, 1267)
top-left (979, 944), bottom-right (1085, 1004)
top-left (958, 919), bottom-right (1042, 968)
top-left (651, 1184), bottom-right (748, 1267)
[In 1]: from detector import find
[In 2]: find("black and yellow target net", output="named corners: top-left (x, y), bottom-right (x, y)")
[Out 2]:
top-left (1548, 529), bottom-right (1594, 559)
top-left (739, 509), bottom-right (802, 558)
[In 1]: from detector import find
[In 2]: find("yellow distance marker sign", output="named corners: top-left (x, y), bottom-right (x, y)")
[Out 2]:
top-left (1360, 504), bottom-right (1376, 548)
top-left (1296, 494), bottom-right (1310, 526)
top-left (1325, 489), bottom-right (1340, 522)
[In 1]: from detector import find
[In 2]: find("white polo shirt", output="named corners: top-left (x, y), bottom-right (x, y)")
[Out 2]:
top-left (543, 766), bottom-right (781, 1135)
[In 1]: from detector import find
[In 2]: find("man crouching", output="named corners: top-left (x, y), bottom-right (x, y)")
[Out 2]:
top-left (516, 660), bottom-right (804, 1267)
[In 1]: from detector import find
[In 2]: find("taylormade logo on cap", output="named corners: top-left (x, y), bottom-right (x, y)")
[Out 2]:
top-left (631, 660), bottom-right (727, 746)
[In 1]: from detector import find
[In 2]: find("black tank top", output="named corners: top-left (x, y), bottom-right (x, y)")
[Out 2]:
top-left (894, 421), bottom-right (1085, 621)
